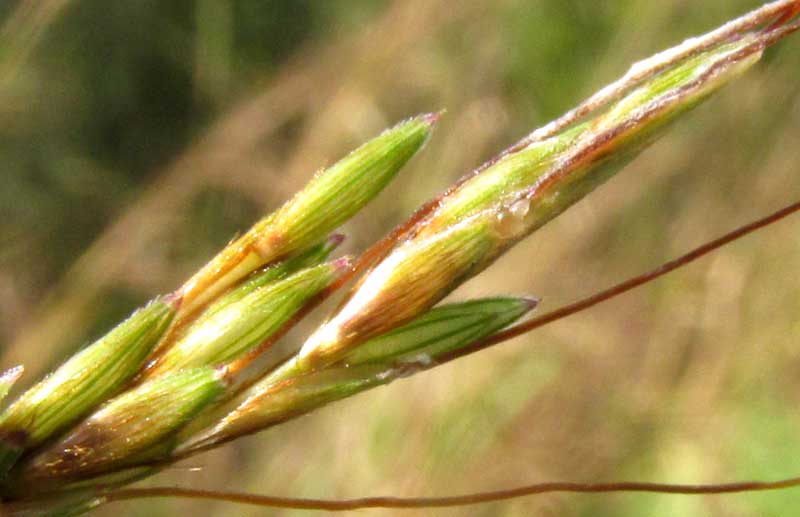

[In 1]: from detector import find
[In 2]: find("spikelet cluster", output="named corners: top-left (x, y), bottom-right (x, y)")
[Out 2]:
top-left (0, 2), bottom-right (797, 513)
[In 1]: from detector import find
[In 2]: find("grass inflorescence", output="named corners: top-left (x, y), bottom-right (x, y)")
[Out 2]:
top-left (0, 1), bottom-right (799, 514)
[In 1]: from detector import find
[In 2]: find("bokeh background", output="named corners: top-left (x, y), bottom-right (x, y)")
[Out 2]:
top-left (1, 1), bottom-right (800, 515)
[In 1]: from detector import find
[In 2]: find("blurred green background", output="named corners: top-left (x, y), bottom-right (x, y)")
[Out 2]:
top-left (1, 1), bottom-right (800, 515)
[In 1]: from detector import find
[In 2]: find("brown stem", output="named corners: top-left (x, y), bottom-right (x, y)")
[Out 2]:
top-left (104, 476), bottom-right (800, 511)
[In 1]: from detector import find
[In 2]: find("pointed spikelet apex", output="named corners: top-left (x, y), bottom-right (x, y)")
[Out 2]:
top-left (177, 114), bottom-right (439, 317)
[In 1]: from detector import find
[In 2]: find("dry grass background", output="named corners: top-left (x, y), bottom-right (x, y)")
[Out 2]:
top-left (1, 1), bottom-right (800, 515)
